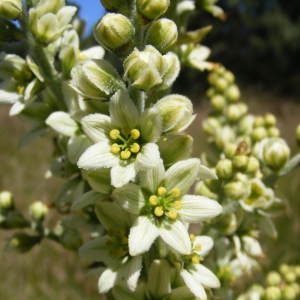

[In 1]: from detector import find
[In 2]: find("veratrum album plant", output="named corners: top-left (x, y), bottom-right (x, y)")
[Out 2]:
top-left (0, 0), bottom-right (299, 299)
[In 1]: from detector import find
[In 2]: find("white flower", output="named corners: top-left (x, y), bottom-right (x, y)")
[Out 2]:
top-left (112, 157), bottom-right (222, 256)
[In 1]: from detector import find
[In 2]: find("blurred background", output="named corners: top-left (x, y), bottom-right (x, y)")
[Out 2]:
top-left (0, 0), bottom-right (299, 299)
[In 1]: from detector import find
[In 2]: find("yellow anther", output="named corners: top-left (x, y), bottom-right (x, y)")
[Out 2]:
top-left (130, 143), bottom-right (140, 153)
top-left (17, 85), bottom-right (25, 95)
top-left (120, 150), bottom-right (131, 160)
top-left (167, 210), bottom-right (178, 220)
top-left (173, 200), bottom-right (182, 210)
top-left (194, 244), bottom-right (202, 252)
top-left (171, 187), bottom-right (181, 198)
top-left (157, 186), bottom-right (167, 196)
top-left (131, 129), bottom-right (140, 140)
top-left (111, 143), bottom-right (120, 154)
top-left (154, 206), bottom-right (164, 217)
top-left (191, 254), bottom-right (200, 265)
top-left (149, 195), bottom-right (158, 206)
top-left (109, 129), bottom-right (120, 140)
top-left (189, 234), bottom-right (196, 242)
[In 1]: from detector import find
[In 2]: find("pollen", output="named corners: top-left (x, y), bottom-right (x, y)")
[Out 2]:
top-left (109, 129), bottom-right (120, 140)
top-left (157, 186), bottom-right (167, 196)
top-left (171, 187), bottom-right (181, 197)
top-left (191, 254), bottom-right (200, 265)
top-left (120, 150), bottom-right (131, 160)
top-left (189, 234), bottom-right (196, 242)
top-left (149, 195), bottom-right (158, 206)
top-left (173, 200), bottom-right (182, 210)
top-left (131, 129), bottom-right (140, 140)
top-left (167, 210), bottom-right (178, 220)
top-left (111, 143), bottom-right (120, 153)
top-left (154, 206), bottom-right (164, 217)
top-left (130, 143), bottom-right (140, 153)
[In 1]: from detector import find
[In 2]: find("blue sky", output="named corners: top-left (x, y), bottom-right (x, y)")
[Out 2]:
top-left (73, 0), bottom-right (106, 34)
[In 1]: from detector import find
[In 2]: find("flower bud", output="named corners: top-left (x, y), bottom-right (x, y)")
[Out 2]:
top-left (224, 143), bottom-right (237, 158)
top-left (264, 286), bottom-right (282, 300)
top-left (264, 113), bottom-right (276, 127)
top-left (215, 126), bottom-right (236, 149)
top-left (254, 116), bottom-right (265, 128)
top-left (266, 271), bottom-right (282, 286)
top-left (225, 104), bottom-right (246, 122)
top-left (216, 159), bottom-right (233, 179)
top-left (284, 272), bottom-right (297, 283)
top-left (214, 77), bottom-right (228, 91)
top-left (279, 264), bottom-right (290, 275)
top-left (224, 180), bottom-right (249, 200)
top-left (282, 286), bottom-right (297, 300)
top-left (251, 127), bottom-right (267, 142)
top-left (0, 0), bottom-right (22, 19)
top-left (268, 127), bottom-right (280, 137)
top-left (223, 71), bottom-right (235, 84)
top-left (137, 0), bottom-right (170, 20)
top-left (239, 115), bottom-right (255, 135)
top-left (232, 155), bottom-right (249, 171)
top-left (145, 18), bottom-right (178, 53)
top-left (154, 94), bottom-right (194, 132)
top-left (0, 191), bottom-right (14, 209)
top-left (94, 13), bottom-right (134, 50)
top-left (202, 117), bottom-right (220, 135)
top-left (210, 94), bottom-right (226, 111)
top-left (263, 138), bottom-right (290, 169)
top-left (100, 0), bottom-right (127, 11)
top-left (29, 201), bottom-right (48, 221)
top-left (245, 156), bottom-right (260, 174)
top-left (225, 84), bottom-right (240, 102)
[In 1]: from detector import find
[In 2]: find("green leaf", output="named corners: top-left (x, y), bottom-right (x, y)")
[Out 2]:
top-left (279, 153), bottom-right (300, 176)
top-left (72, 191), bottom-right (105, 211)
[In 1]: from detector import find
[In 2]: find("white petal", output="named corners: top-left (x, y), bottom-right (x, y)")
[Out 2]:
top-left (46, 111), bottom-right (78, 136)
top-left (98, 268), bottom-right (118, 293)
top-left (9, 101), bottom-right (25, 116)
top-left (81, 113), bottom-right (111, 142)
top-left (159, 220), bottom-right (191, 255)
top-left (80, 46), bottom-right (105, 60)
top-left (77, 141), bottom-right (118, 170)
top-left (136, 143), bottom-right (161, 170)
top-left (193, 236), bottom-right (214, 257)
top-left (112, 183), bottom-right (145, 214)
top-left (165, 158), bottom-right (200, 194)
top-left (111, 163), bottom-right (137, 188)
top-left (180, 195), bottom-right (222, 223)
top-left (191, 264), bottom-right (220, 288)
top-left (129, 216), bottom-right (159, 256)
top-left (198, 165), bottom-right (217, 180)
top-left (0, 89), bottom-right (21, 104)
top-left (180, 270), bottom-right (207, 300)
top-left (122, 256), bottom-right (143, 291)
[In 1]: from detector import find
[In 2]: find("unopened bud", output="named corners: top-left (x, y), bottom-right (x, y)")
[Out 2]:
top-left (224, 143), bottom-right (237, 158)
top-left (224, 180), bottom-right (249, 200)
top-left (194, 182), bottom-right (218, 199)
top-left (100, 0), bottom-right (127, 11)
top-left (225, 84), bottom-right (240, 102)
top-left (145, 18), bottom-right (178, 53)
top-left (268, 127), bottom-right (280, 137)
top-left (264, 113), bottom-right (276, 127)
top-left (246, 156), bottom-right (260, 174)
top-left (266, 271), bottom-right (282, 286)
top-left (216, 159), bottom-right (233, 179)
top-left (223, 71), bottom-right (235, 84)
top-left (263, 138), bottom-right (290, 170)
top-left (232, 155), bottom-right (249, 171)
top-left (282, 285), bottom-right (297, 300)
top-left (137, 0), bottom-right (170, 20)
top-left (254, 116), bottom-right (265, 128)
top-left (94, 13), bottom-right (134, 50)
top-left (239, 115), bottom-right (255, 135)
top-left (210, 94), bottom-right (226, 111)
top-left (251, 127), bottom-right (267, 142)
top-left (284, 272), bottom-right (297, 283)
top-left (264, 286), bottom-right (281, 300)
top-left (0, 191), bottom-right (14, 209)
top-left (202, 117), bottom-right (220, 135)
top-left (29, 201), bottom-right (48, 221)
top-left (0, 0), bottom-right (22, 19)
top-left (214, 77), bottom-right (228, 91)
top-left (225, 104), bottom-right (246, 122)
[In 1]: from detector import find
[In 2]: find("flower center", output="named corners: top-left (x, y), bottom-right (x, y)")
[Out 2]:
top-left (145, 186), bottom-right (182, 222)
top-left (109, 128), bottom-right (142, 161)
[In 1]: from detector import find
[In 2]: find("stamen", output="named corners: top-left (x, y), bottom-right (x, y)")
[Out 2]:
top-left (189, 234), bottom-right (196, 242)
top-left (167, 210), bottom-right (178, 220)
top-left (157, 186), bottom-right (167, 196)
top-left (120, 150), bottom-right (131, 160)
top-left (111, 143), bottom-right (120, 154)
top-left (154, 206), bottom-right (164, 217)
top-left (149, 195), bottom-right (158, 206)
top-left (191, 254), bottom-right (200, 265)
top-left (171, 187), bottom-right (181, 197)
top-left (173, 200), bottom-right (182, 210)
top-left (130, 143), bottom-right (140, 153)
top-left (109, 129), bottom-right (120, 140)
top-left (131, 129), bottom-right (140, 140)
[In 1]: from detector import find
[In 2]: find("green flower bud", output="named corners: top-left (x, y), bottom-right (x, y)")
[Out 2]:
top-left (264, 113), bottom-right (276, 127)
top-left (224, 180), bottom-right (249, 200)
top-left (210, 94), bottom-right (226, 111)
top-left (29, 201), bottom-right (48, 221)
top-left (154, 94), bottom-right (194, 132)
top-left (266, 271), bottom-right (282, 286)
top-left (296, 124), bottom-right (300, 143)
top-left (224, 143), bottom-right (237, 158)
top-left (268, 127), bottom-right (280, 137)
top-left (0, 191), bottom-right (14, 209)
top-left (206, 87), bottom-right (217, 98)
top-left (263, 138), bottom-right (290, 169)
top-left (214, 77), bottom-right (228, 91)
top-left (202, 117), bottom-right (221, 135)
top-left (0, 0), bottom-right (22, 19)
top-left (223, 71), bottom-right (235, 83)
top-left (251, 127), bottom-right (267, 142)
top-left (124, 45), bottom-right (179, 90)
top-left (290, 283), bottom-right (300, 295)
top-left (284, 272), bottom-right (297, 283)
top-left (215, 126), bottom-right (236, 149)
top-left (225, 84), bottom-right (240, 102)
top-left (145, 18), bottom-right (178, 53)
top-left (195, 181), bottom-right (218, 199)
top-left (100, 0), bottom-right (128, 11)
top-left (225, 104), bottom-right (246, 122)
top-left (216, 159), bottom-right (233, 179)
top-left (279, 264), bottom-right (290, 275)
top-left (282, 285), bottom-right (297, 300)
top-left (264, 286), bottom-right (282, 300)
top-left (94, 13), bottom-right (134, 50)
top-left (207, 72), bottom-right (219, 86)
top-left (245, 156), bottom-right (260, 174)
top-left (233, 155), bottom-right (249, 171)
top-left (254, 116), bottom-right (265, 128)
top-left (239, 115), bottom-right (255, 135)
top-left (137, 0), bottom-right (170, 20)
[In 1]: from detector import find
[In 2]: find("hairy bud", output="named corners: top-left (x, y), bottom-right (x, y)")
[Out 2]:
top-left (216, 159), bottom-right (233, 179)
top-left (137, 0), bottom-right (170, 20)
top-left (0, 0), bottom-right (22, 19)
